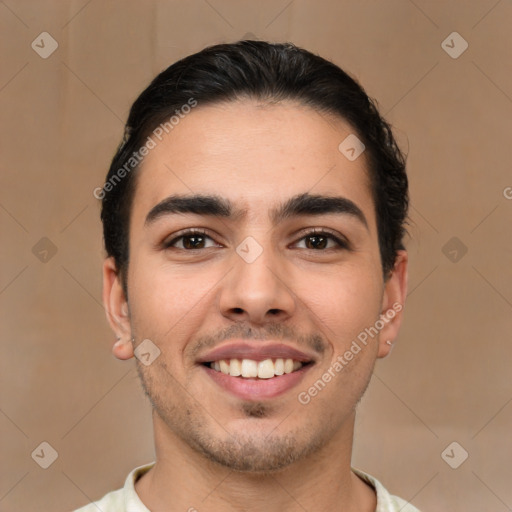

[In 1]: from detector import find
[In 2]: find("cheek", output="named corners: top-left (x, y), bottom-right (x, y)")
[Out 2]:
top-left (130, 265), bottom-right (177, 316)
top-left (297, 262), bottom-right (383, 345)
top-left (127, 260), bottom-right (218, 350)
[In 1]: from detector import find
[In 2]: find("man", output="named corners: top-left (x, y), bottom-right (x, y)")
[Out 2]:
top-left (77, 40), bottom-right (417, 511)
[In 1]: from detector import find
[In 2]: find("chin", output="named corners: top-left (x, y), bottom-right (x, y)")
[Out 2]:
top-left (185, 422), bottom-right (331, 474)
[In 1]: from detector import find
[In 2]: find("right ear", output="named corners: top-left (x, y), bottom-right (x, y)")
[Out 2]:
top-left (102, 257), bottom-right (134, 360)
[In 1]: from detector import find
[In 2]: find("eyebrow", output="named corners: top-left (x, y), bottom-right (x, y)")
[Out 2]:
top-left (144, 192), bottom-right (368, 230)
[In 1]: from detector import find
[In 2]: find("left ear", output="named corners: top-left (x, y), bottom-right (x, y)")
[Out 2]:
top-left (103, 257), bottom-right (134, 360)
top-left (377, 250), bottom-right (408, 358)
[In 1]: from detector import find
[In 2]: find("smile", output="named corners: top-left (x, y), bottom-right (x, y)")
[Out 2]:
top-left (196, 341), bottom-right (317, 400)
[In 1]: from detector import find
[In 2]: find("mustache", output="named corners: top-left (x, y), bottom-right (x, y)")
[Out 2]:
top-left (189, 322), bottom-right (327, 359)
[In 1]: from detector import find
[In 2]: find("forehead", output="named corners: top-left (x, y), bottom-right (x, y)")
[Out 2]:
top-left (131, 99), bottom-right (376, 229)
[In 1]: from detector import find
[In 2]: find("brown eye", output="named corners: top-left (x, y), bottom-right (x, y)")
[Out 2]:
top-left (180, 234), bottom-right (207, 249)
top-left (304, 234), bottom-right (329, 250)
top-left (163, 230), bottom-right (218, 250)
top-left (296, 230), bottom-right (350, 251)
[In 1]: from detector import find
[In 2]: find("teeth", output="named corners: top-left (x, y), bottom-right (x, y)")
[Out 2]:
top-left (258, 359), bottom-right (275, 379)
top-left (219, 359), bottom-right (230, 375)
top-left (241, 359), bottom-right (258, 377)
top-left (210, 358), bottom-right (304, 378)
top-left (274, 358), bottom-right (284, 375)
top-left (229, 358), bottom-right (241, 377)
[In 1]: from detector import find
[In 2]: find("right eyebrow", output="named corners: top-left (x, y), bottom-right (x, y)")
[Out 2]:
top-left (144, 194), bottom-right (244, 226)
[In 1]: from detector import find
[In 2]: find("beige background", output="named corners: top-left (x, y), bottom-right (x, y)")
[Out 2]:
top-left (1, 0), bottom-right (511, 510)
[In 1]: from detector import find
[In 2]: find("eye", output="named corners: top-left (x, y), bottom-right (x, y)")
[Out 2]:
top-left (163, 229), bottom-right (220, 250)
top-left (294, 229), bottom-right (350, 251)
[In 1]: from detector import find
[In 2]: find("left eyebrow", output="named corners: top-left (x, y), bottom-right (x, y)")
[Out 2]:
top-left (144, 192), bottom-right (368, 230)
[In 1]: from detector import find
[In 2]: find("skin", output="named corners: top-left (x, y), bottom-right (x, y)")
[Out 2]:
top-left (103, 99), bottom-right (408, 512)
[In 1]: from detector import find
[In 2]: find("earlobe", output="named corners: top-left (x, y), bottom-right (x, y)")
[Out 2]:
top-left (102, 257), bottom-right (134, 360)
top-left (377, 250), bottom-right (408, 358)
top-left (384, 339), bottom-right (394, 354)
top-left (112, 337), bottom-right (135, 360)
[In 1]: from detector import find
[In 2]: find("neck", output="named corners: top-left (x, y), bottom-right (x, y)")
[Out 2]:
top-left (135, 409), bottom-right (376, 512)
top-left (135, 409), bottom-right (376, 511)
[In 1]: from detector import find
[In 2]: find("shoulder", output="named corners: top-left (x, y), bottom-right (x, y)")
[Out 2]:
top-left (73, 488), bottom-right (125, 512)
top-left (351, 467), bottom-right (422, 512)
top-left (73, 462), bottom-right (155, 512)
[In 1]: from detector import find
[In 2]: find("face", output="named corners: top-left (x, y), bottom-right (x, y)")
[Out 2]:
top-left (103, 99), bottom-right (407, 472)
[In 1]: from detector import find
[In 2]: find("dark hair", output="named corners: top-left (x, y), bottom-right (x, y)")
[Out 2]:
top-left (101, 40), bottom-right (408, 294)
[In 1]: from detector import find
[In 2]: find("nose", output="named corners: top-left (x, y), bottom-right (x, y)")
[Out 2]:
top-left (218, 238), bottom-right (296, 326)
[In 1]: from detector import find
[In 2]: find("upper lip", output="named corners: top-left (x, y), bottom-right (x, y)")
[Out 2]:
top-left (196, 341), bottom-right (317, 364)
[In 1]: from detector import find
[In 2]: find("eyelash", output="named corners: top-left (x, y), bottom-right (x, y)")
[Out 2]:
top-left (162, 228), bottom-right (351, 252)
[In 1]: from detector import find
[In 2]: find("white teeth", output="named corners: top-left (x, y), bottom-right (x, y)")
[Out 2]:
top-left (257, 359), bottom-right (275, 379)
top-left (219, 359), bottom-right (230, 375)
top-left (229, 358), bottom-right (241, 377)
top-left (210, 357), bottom-right (304, 378)
top-left (241, 359), bottom-right (258, 378)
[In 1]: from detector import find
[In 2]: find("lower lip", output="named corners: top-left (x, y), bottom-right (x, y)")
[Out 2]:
top-left (202, 364), bottom-right (313, 401)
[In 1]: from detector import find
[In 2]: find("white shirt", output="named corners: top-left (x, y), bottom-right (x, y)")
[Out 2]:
top-left (74, 461), bottom-right (421, 511)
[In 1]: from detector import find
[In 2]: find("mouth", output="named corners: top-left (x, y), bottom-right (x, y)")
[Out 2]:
top-left (200, 356), bottom-right (315, 401)
top-left (196, 342), bottom-right (317, 400)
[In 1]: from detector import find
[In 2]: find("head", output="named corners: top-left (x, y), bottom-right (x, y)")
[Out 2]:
top-left (101, 40), bottom-right (409, 473)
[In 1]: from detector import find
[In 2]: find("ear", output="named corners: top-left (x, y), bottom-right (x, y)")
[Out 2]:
top-left (102, 257), bottom-right (134, 360)
top-left (377, 250), bottom-right (408, 358)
